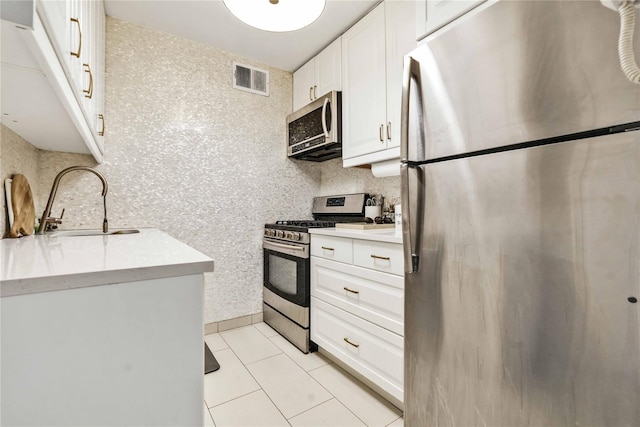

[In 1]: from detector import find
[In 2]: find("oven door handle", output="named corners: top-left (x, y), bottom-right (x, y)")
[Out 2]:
top-left (265, 241), bottom-right (306, 251)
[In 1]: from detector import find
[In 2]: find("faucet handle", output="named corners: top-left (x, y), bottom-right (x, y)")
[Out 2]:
top-left (44, 209), bottom-right (65, 231)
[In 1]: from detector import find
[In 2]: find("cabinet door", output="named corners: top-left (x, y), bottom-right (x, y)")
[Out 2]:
top-left (91, 0), bottom-right (106, 150)
top-left (80, 0), bottom-right (94, 119)
top-left (37, 0), bottom-right (69, 66)
top-left (293, 59), bottom-right (315, 111)
top-left (385, 0), bottom-right (417, 149)
top-left (341, 2), bottom-right (387, 160)
top-left (425, 0), bottom-right (486, 35)
top-left (315, 37), bottom-right (341, 98)
top-left (66, 0), bottom-right (85, 99)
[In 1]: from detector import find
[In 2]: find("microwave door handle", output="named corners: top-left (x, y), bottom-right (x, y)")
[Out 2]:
top-left (321, 97), bottom-right (330, 138)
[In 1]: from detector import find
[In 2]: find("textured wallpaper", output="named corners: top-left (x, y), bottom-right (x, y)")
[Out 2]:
top-left (319, 158), bottom-right (401, 208)
top-left (0, 126), bottom-right (41, 238)
top-left (1, 18), bottom-right (400, 324)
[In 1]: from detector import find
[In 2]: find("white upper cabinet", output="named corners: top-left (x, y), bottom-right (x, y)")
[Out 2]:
top-left (341, 0), bottom-right (416, 167)
top-left (416, 0), bottom-right (486, 41)
top-left (293, 60), bottom-right (315, 112)
top-left (315, 37), bottom-right (342, 101)
top-left (292, 37), bottom-right (342, 112)
top-left (341, 3), bottom-right (387, 162)
top-left (385, 0), bottom-right (419, 152)
top-left (0, 0), bottom-right (105, 161)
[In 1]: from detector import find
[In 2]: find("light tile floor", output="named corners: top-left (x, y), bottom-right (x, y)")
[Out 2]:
top-left (204, 323), bottom-right (404, 427)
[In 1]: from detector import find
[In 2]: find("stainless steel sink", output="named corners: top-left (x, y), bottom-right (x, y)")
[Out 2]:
top-left (49, 229), bottom-right (140, 237)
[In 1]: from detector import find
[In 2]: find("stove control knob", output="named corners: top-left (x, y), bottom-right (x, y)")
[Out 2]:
top-left (290, 232), bottom-right (300, 241)
top-left (285, 232), bottom-right (293, 240)
top-left (276, 230), bottom-right (285, 238)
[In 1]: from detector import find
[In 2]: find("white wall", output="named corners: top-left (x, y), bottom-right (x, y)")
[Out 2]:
top-left (1, 17), bottom-right (400, 324)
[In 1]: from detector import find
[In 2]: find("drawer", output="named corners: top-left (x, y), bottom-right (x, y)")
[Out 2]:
top-left (311, 297), bottom-right (403, 403)
top-left (311, 235), bottom-right (353, 264)
top-left (311, 257), bottom-right (404, 336)
top-left (353, 240), bottom-right (404, 276)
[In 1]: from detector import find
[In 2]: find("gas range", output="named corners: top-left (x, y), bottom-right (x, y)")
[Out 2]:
top-left (264, 193), bottom-right (369, 244)
top-left (263, 220), bottom-right (339, 244)
top-left (262, 193), bottom-right (369, 353)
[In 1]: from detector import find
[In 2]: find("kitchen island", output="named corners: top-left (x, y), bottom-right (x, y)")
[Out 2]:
top-left (0, 228), bottom-right (214, 426)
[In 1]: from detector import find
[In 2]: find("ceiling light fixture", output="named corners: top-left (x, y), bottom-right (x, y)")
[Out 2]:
top-left (223, 0), bottom-right (326, 32)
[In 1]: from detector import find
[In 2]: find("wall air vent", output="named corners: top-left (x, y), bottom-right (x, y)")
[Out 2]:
top-left (233, 62), bottom-right (270, 96)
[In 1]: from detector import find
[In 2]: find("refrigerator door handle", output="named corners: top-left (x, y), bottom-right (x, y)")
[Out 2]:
top-left (401, 163), bottom-right (424, 274)
top-left (401, 55), bottom-right (425, 163)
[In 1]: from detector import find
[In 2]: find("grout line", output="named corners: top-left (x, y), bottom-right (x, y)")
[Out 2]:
top-left (218, 326), bottom-right (284, 365)
top-left (207, 388), bottom-right (262, 410)
top-left (306, 363), bottom-right (400, 427)
top-left (243, 351), bottom-right (282, 368)
top-left (286, 397), bottom-right (336, 422)
top-left (385, 415), bottom-right (403, 427)
top-left (304, 366), bottom-right (369, 426)
top-left (203, 403), bottom-right (216, 427)
top-left (237, 353), bottom-right (293, 426)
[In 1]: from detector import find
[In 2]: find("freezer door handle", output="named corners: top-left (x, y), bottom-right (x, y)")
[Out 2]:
top-left (401, 163), bottom-right (424, 274)
top-left (401, 55), bottom-right (425, 163)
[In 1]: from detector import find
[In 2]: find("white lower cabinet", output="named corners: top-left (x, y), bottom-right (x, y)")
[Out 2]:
top-left (311, 298), bottom-right (404, 401)
top-left (310, 234), bottom-right (404, 407)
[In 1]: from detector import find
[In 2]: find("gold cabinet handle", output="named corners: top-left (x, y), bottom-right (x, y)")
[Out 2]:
top-left (387, 122), bottom-right (391, 140)
top-left (83, 63), bottom-right (93, 99)
top-left (70, 18), bottom-right (82, 57)
top-left (98, 114), bottom-right (105, 136)
top-left (379, 124), bottom-right (384, 142)
top-left (309, 86), bottom-right (313, 101)
top-left (371, 254), bottom-right (390, 261)
top-left (344, 337), bottom-right (360, 348)
top-left (314, 85), bottom-right (318, 99)
top-left (321, 246), bottom-right (335, 251)
top-left (343, 287), bottom-right (360, 294)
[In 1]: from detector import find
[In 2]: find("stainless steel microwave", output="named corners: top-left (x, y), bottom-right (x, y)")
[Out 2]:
top-left (287, 91), bottom-right (341, 162)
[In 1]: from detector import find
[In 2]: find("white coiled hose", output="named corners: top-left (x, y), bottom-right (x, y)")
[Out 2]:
top-left (618, 1), bottom-right (640, 83)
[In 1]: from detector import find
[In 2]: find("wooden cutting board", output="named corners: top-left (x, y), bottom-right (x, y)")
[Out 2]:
top-left (335, 222), bottom-right (395, 230)
top-left (9, 174), bottom-right (36, 238)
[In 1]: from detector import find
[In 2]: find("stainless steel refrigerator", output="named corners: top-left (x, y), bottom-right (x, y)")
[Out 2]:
top-left (400, 1), bottom-right (640, 425)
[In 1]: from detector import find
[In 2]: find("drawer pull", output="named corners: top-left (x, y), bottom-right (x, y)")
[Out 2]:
top-left (371, 254), bottom-right (390, 261)
top-left (321, 246), bottom-right (335, 251)
top-left (343, 337), bottom-right (360, 348)
top-left (83, 63), bottom-right (93, 99)
top-left (70, 18), bottom-right (81, 58)
top-left (343, 287), bottom-right (360, 294)
top-left (98, 114), bottom-right (105, 136)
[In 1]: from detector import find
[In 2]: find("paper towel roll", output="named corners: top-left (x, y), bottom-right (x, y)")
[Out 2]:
top-left (371, 159), bottom-right (400, 177)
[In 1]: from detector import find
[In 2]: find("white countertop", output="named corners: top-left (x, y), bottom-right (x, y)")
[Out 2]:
top-left (309, 227), bottom-right (403, 244)
top-left (0, 228), bottom-right (214, 297)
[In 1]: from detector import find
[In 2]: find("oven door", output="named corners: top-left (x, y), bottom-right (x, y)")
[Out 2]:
top-left (263, 238), bottom-right (310, 308)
